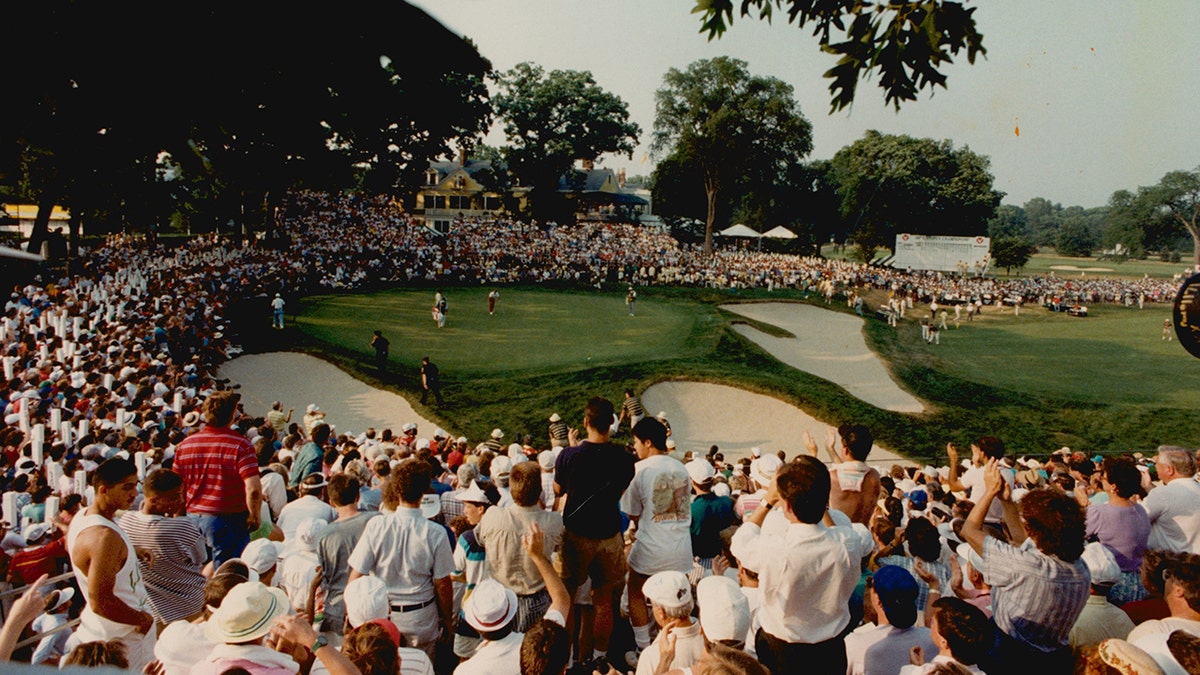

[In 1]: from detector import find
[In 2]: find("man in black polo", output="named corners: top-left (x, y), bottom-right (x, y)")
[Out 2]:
top-left (554, 396), bottom-right (636, 664)
top-left (420, 356), bottom-right (443, 405)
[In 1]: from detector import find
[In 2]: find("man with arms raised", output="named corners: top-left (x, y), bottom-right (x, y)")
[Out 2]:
top-left (66, 457), bottom-right (157, 670)
top-left (804, 423), bottom-right (881, 524)
top-left (173, 390), bottom-right (262, 566)
top-left (731, 456), bottom-right (874, 673)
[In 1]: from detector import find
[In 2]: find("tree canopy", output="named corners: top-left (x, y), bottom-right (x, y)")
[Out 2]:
top-left (1145, 167), bottom-right (1200, 267)
top-left (492, 63), bottom-right (640, 223)
top-left (653, 57), bottom-right (813, 254)
top-left (829, 130), bottom-right (1001, 252)
top-left (4, 1), bottom-right (492, 251)
top-left (692, 0), bottom-right (986, 112)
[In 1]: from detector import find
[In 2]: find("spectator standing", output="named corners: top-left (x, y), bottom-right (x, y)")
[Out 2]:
top-left (621, 417), bottom-right (692, 663)
top-left (553, 397), bottom-right (636, 665)
top-left (844, 565), bottom-right (937, 675)
top-left (1076, 456), bottom-right (1152, 604)
top-left (290, 423), bottom-right (331, 489)
top-left (265, 401), bottom-right (293, 439)
top-left (730, 456), bottom-right (874, 674)
top-left (618, 389), bottom-right (646, 432)
top-left (277, 473), bottom-right (336, 541)
top-left (65, 457), bottom-right (157, 670)
top-left (1070, 543), bottom-right (1136, 649)
top-left (317, 474), bottom-right (379, 643)
top-left (348, 458), bottom-right (455, 660)
top-left (476, 462), bottom-right (564, 633)
top-left (119, 469), bottom-right (208, 628)
top-left (688, 458), bottom-right (734, 570)
top-left (173, 391), bottom-right (263, 566)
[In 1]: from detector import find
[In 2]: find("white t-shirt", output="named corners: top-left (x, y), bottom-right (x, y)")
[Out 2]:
top-left (621, 454), bottom-right (693, 575)
top-left (960, 464), bottom-right (1015, 523)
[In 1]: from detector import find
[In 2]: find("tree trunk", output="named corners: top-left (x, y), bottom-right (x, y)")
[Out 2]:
top-left (25, 193), bottom-right (57, 255)
top-left (703, 169), bottom-right (719, 256)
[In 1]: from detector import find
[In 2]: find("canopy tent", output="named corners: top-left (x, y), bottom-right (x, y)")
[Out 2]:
top-left (718, 223), bottom-right (762, 238)
top-left (762, 226), bottom-right (796, 240)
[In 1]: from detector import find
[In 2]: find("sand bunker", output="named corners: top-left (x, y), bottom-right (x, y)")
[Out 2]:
top-left (721, 303), bottom-right (925, 413)
top-left (1049, 265), bottom-right (1115, 272)
top-left (220, 353), bottom-right (444, 438)
top-left (642, 381), bottom-right (907, 465)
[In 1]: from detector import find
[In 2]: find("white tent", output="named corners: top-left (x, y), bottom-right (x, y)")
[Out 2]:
top-left (762, 226), bottom-right (796, 240)
top-left (718, 223), bottom-right (761, 238)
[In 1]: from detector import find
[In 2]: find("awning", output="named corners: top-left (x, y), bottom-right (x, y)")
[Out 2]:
top-left (762, 226), bottom-right (796, 239)
top-left (718, 224), bottom-right (762, 238)
top-left (579, 191), bottom-right (649, 206)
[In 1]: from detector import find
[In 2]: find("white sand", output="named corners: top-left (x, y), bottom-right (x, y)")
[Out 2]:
top-left (1048, 265), bottom-right (1115, 272)
top-left (220, 353), bottom-right (445, 439)
top-left (642, 381), bottom-right (908, 465)
top-left (721, 303), bottom-right (926, 413)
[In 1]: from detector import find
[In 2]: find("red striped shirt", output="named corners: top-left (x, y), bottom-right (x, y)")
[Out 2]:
top-left (174, 426), bottom-right (259, 515)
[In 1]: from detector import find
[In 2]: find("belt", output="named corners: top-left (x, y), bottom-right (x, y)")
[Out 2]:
top-left (389, 598), bottom-right (435, 613)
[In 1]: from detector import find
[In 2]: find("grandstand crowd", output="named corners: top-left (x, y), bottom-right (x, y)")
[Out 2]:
top-left (0, 190), bottom-right (1197, 675)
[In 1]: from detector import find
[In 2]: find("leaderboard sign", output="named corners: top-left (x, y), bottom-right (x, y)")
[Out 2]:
top-left (892, 234), bottom-right (991, 273)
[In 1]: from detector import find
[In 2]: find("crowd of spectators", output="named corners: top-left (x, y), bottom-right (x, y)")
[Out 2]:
top-left (0, 190), bottom-right (1197, 675)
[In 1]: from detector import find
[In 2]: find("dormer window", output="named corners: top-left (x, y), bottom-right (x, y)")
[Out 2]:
top-left (426, 169), bottom-right (438, 186)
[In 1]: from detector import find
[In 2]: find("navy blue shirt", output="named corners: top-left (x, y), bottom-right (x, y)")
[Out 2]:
top-left (555, 440), bottom-right (636, 539)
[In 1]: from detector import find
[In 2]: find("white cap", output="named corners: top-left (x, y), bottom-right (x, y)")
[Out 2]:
top-left (491, 455), bottom-right (513, 478)
top-left (420, 493), bottom-right (441, 519)
top-left (240, 539), bottom-right (279, 575)
top-left (696, 575), bottom-right (750, 642)
top-left (1081, 542), bottom-right (1121, 585)
top-left (344, 575), bottom-right (390, 628)
top-left (686, 458), bottom-right (715, 484)
top-left (306, 404), bottom-right (319, 413)
top-left (643, 571), bottom-right (693, 610)
top-left (750, 455), bottom-right (782, 488)
top-left (463, 579), bottom-right (519, 633)
top-left (490, 428), bottom-right (504, 439)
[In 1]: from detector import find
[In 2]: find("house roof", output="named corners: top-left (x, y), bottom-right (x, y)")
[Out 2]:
top-left (427, 160), bottom-right (496, 183)
top-left (719, 224), bottom-right (762, 238)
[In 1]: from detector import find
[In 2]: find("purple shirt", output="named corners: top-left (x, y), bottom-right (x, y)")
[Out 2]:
top-left (1086, 502), bottom-right (1151, 573)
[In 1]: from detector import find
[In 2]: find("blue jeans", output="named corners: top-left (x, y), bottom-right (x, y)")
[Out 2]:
top-left (189, 512), bottom-right (250, 567)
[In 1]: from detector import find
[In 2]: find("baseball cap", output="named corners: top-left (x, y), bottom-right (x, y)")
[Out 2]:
top-left (907, 489), bottom-right (928, 511)
top-left (643, 571), bottom-right (692, 610)
top-left (750, 455), bottom-right (782, 489)
top-left (686, 458), bottom-right (715, 484)
top-left (344, 575), bottom-right (389, 628)
top-left (240, 539), bottom-right (279, 576)
top-left (696, 575), bottom-right (750, 643)
top-left (872, 565), bottom-right (919, 629)
top-left (537, 450), bottom-right (557, 472)
top-left (419, 493), bottom-right (441, 519)
top-left (1081, 542), bottom-right (1121, 586)
top-left (491, 455), bottom-right (513, 478)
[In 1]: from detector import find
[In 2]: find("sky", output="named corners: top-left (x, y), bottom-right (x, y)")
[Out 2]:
top-left (411, 0), bottom-right (1200, 210)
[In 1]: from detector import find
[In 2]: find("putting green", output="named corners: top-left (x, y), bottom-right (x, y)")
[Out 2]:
top-left (297, 287), bottom-right (712, 376)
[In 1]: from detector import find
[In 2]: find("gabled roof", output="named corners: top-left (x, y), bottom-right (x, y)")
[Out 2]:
top-left (426, 160), bottom-right (496, 183)
top-left (557, 168), bottom-right (617, 193)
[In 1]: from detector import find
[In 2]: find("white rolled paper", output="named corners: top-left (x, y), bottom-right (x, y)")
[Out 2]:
top-left (103, 373), bottom-right (114, 389)
top-left (60, 421), bottom-right (72, 446)
top-left (135, 451), bottom-right (147, 480)
top-left (18, 403), bottom-right (29, 434)
top-left (50, 407), bottom-right (61, 429)
top-left (2, 492), bottom-right (18, 529)
top-left (85, 486), bottom-right (95, 505)
top-left (44, 496), bottom-right (59, 526)
top-left (3, 356), bottom-right (14, 380)
top-left (78, 419), bottom-right (89, 438)
top-left (47, 461), bottom-right (63, 488)
top-left (74, 471), bottom-right (87, 498)
top-left (173, 392), bottom-right (183, 414)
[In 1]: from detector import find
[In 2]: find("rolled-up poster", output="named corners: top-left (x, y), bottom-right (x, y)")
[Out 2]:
top-left (47, 461), bottom-right (63, 489)
top-left (60, 421), bottom-right (73, 447)
top-left (18, 402), bottom-right (29, 434)
top-left (103, 373), bottom-right (114, 390)
top-left (74, 471), bottom-right (88, 498)
top-left (50, 406), bottom-right (61, 430)
top-left (31, 425), bottom-right (44, 466)
top-left (2, 356), bottom-right (12, 380)
top-left (78, 419), bottom-right (89, 438)
top-left (173, 391), bottom-right (183, 414)
top-left (134, 451), bottom-right (147, 481)
top-left (2, 492), bottom-right (18, 530)
top-left (44, 496), bottom-right (59, 526)
top-left (116, 408), bottom-right (126, 430)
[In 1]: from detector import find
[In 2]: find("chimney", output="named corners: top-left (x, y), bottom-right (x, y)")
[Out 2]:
top-left (617, 169), bottom-right (626, 186)
top-left (458, 146), bottom-right (468, 167)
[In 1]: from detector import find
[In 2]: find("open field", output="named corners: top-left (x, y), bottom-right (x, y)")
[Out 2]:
top-left (281, 285), bottom-right (1200, 464)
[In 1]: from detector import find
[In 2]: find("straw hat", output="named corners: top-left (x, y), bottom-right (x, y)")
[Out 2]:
top-left (203, 581), bottom-right (291, 644)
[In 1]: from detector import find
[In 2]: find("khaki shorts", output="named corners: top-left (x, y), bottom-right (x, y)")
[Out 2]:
top-left (561, 530), bottom-right (626, 591)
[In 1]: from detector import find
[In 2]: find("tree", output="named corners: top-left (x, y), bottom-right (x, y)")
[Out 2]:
top-left (829, 130), bottom-right (1001, 251)
top-left (987, 204), bottom-right (1028, 240)
top-left (5, 2), bottom-right (492, 251)
top-left (653, 57), bottom-right (813, 254)
top-left (1022, 197), bottom-right (1064, 247)
top-left (1144, 168), bottom-right (1200, 268)
top-left (492, 63), bottom-right (640, 222)
top-left (990, 236), bottom-right (1033, 274)
top-left (693, 0), bottom-right (986, 112)
top-left (1055, 213), bottom-right (1099, 257)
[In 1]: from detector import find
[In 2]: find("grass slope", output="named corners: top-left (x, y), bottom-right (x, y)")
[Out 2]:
top-left (273, 284), bottom-right (1199, 465)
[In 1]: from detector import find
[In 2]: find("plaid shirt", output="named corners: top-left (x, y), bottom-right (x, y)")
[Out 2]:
top-left (984, 536), bottom-right (1090, 650)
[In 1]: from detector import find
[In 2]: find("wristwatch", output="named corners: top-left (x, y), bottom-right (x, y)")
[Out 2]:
top-left (310, 634), bottom-right (329, 653)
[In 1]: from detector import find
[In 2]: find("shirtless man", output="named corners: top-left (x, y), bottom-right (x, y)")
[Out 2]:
top-left (803, 424), bottom-right (881, 525)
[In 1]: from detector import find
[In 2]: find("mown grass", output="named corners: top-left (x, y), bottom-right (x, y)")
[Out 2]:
top-left (268, 284), bottom-right (1200, 466)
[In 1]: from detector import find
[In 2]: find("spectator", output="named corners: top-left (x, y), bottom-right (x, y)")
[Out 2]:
top-left (946, 437), bottom-right (1015, 531)
top-left (6, 522), bottom-right (68, 586)
top-left (318, 474), bottom-right (379, 642)
top-left (119, 468), bottom-right (209, 627)
top-left (277, 472), bottom-right (336, 541)
top-left (174, 390), bottom-right (263, 566)
top-left (1071, 542), bottom-right (1136, 648)
top-left (291, 423), bottom-right (332, 489)
top-left (1127, 552), bottom-right (1200, 647)
top-left (900, 597), bottom-right (992, 675)
top-left (1143, 446), bottom-right (1200, 554)
top-left (1077, 456), bottom-right (1152, 605)
top-left (64, 457), bottom-right (157, 670)
top-left (29, 587), bottom-right (75, 665)
top-left (633, 571), bottom-right (704, 675)
top-left (845, 565), bottom-right (937, 675)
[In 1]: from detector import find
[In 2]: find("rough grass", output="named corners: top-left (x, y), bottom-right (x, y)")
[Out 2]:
top-left (271, 284), bottom-right (1200, 465)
